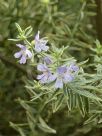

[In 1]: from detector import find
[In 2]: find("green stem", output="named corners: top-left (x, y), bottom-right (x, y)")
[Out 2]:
top-left (95, 0), bottom-right (102, 43)
top-left (0, 53), bottom-right (37, 80)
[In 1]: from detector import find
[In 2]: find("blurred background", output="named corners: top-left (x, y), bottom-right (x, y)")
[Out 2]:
top-left (0, 0), bottom-right (102, 135)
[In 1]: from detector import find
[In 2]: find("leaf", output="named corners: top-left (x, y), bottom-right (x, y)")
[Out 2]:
top-left (83, 97), bottom-right (89, 113)
top-left (68, 90), bottom-right (73, 110)
top-left (25, 26), bottom-right (33, 36)
top-left (15, 23), bottom-right (23, 33)
top-left (9, 122), bottom-right (26, 136)
top-left (26, 111), bottom-right (36, 134)
top-left (84, 114), bottom-right (98, 124)
top-left (18, 98), bottom-right (36, 113)
top-left (77, 95), bottom-right (86, 116)
top-left (8, 38), bottom-right (21, 41)
top-left (98, 118), bottom-right (102, 124)
top-left (73, 89), bottom-right (102, 102)
top-left (53, 94), bottom-right (64, 112)
top-left (78, 59), bottom-right (89, 66)
top-left (64, 87), bottom-right (78, 111)
top-left (38, 117), bottom-right (56, 134)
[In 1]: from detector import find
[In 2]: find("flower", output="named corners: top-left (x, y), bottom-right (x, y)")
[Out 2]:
top-left (53, 66), bottom-right (74, 89)
top-left (37, 63), bottom-right (79, 89)
top-left (68, 63), bottom-right (79, 72)
top-left (37, 63), bottom-right (54, 83)
top-left (44, 56), bottom-right (52, 65)
top-left (14, 44), bottom-right (32, 64)
top-left (34, 31), bottom-right (49, 53)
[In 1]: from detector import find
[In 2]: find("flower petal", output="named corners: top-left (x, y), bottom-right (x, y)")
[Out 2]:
top-left (35, 31), bottom-right (40, 41)
top-left (37, 74), bottom-right (45, 80)
top-left (37, 64), bottom-right (48, 71)
top-left (57, 66), bottom-right (67, 74)
top-left (14, 51), bottom-right (22, 58)
top-left (44, 56), bottom-right (52, 65)
top-left (40, 74), bottom-right (48, 83)
top-left (42, 45), bottom-right (49, 51)
top-left (48, 74), bottom-right (57, 82)
top-left (40, 39), bottom-right (48, 46)
top-left (19, 55), bottom-right (26, 64)
top-left (16, 44), bottom-right (25, 49)
top-left (55, 78), bottom-right (63, 89)
top-left (69, 63), bottom-right (79, 72)
top-left (63, 73), bottom-right (74, 83)
top-left (26, 49), bottom-right (32, 58)
top-left (35, 44), bottom-right (41, 53)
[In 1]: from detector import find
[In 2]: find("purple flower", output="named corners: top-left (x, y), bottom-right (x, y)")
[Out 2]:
top-left (54, 66), bottom-right (73, 89)
top-left (68, 63), bottom-right (79, 72)
top-left (37, 63), bottom-right (79, 89)
top-left (44, 56), bottom-right (52, 65)
top-left (34, 31), bottom-right (49, 53)
top-left (37, 64), bottom-right (54, 83)
top-left (14, 44), bottom-right (32, 64)
top-left (53, 64), bottom-right (79, 89)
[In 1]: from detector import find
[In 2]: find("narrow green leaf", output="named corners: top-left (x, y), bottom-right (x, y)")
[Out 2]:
top-left (38, 117), bottom-right (56, 134)
top-left (73, 89), bottom-right (102, 102)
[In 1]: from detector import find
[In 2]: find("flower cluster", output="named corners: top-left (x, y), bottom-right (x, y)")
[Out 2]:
top-left (14, 30), bottom-right (79, 89)
top-left (34, 31), bottom-right (49, 53)
top-left (37, 63), bottom-right (79, 89)
top-left (14, 44), bottom-right (32, 64)
top-left (14, 31), bottom-right (49, 64)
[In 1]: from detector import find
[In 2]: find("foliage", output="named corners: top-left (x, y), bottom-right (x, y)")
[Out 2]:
top-left (1, 0), bottom-right (102, 136)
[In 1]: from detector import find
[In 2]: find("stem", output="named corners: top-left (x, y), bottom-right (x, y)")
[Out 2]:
top-left (0, 53), bottom-right (37, 80)
top-left (95, 0), bottom-right (102, 42)
top-left (68, 1), bottom-right (86, 45)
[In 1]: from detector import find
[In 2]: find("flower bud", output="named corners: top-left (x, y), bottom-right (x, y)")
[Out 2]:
top-left (31, 40), bottom-right (35, 46)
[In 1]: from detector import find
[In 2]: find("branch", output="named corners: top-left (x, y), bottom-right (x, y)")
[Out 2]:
top-left (95, 0), bottom-right (102, 42)
top-left (0, 53), bottom-right (37, 80)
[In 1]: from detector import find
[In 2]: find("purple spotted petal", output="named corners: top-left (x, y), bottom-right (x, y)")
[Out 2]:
top-left (14, 51), bottom-right (22, 58)
top-left (41, 45), bottom-right (49, 51)
top-left (37, 74), bottom-right (45, 80)
top-left (69, 63), bottom-right (79, 72)
top-left (55, 78), bottom-right (63, 89)
top-left (63, 73), bottom-right (74, 83)
top-left (57, 66), bottom-right (67, 74)
top-left (40, 39), bottom-right (48, 46)
top-left (16, 44), bottom-right (25, 49)
top-left (40, 74), bottom-right (48, 83)
top-left (35, 44), bottom-right (41, 53)
top-left (35, 31), bottom-right (40, 41)
top-left (44, 56), bottom-right (52, 65)
top-left (34, 31), bottom-right (49, 53)
top-left (14, 44), bottom-right (32, 64)
top-left (20, 55), bottom-right (26, 64)
top-left (48, 74), bottom-right (57, 82)
top-left (37, 64), bottom-right (48, 71)
top-left (26, 49), bottom-right (32, 58)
